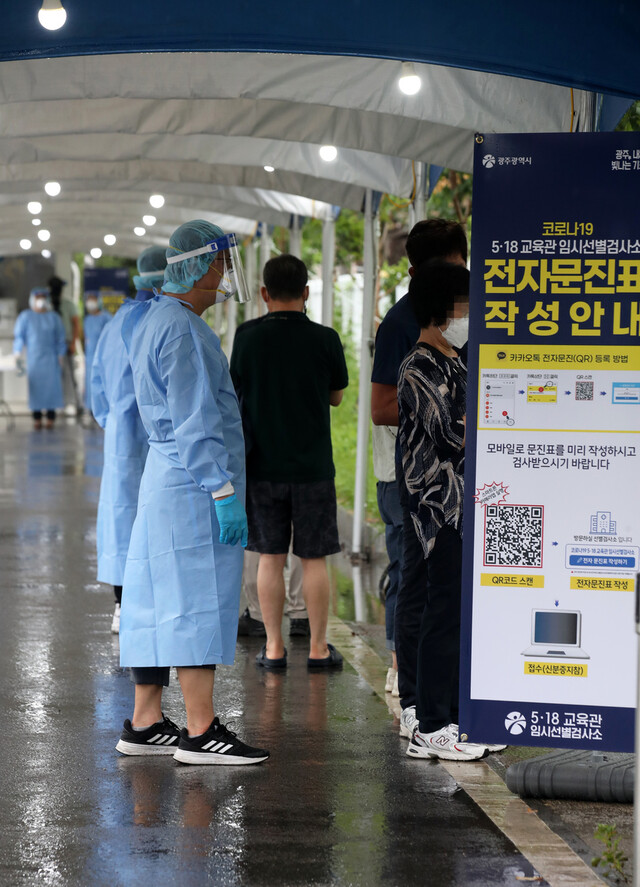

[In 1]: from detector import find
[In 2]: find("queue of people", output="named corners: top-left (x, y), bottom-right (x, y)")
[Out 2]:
top-left (15, 214), bottom-right (502, 768)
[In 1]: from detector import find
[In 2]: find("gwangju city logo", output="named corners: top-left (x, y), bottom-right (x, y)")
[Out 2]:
top-left (483, 154), bottom-right (496, 168)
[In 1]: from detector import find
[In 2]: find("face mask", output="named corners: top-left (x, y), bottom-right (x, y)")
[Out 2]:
top-left (86, 300), bottom-right (99, 313)
top-left (215, 270), bottom-right (236, 301)
top-left (34, 297), bottom-right (47, 311)
top-left (443, 315), bottom-right (469, 349)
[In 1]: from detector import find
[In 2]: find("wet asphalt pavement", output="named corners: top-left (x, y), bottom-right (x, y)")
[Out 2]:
top-left (0, 420), bottom-right (549, 887)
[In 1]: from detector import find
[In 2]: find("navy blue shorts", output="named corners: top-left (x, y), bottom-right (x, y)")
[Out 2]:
top-left (246, 479), bottom-right (341, 559)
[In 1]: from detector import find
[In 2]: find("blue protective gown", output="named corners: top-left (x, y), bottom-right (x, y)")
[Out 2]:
top-left (83, 310), bottom-right (111, 409)
top-left (13, 309), bottom-right (67, 411)
top-left (119, 294), bottom-right (246, 667)
top-left (90, 298), bottom-right (150, 586)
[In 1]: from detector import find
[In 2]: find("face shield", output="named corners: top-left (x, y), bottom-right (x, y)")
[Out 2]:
top-left (29, 289), bottom-right (50, 311)
top-left (166, 233), bottom-right (251, 303)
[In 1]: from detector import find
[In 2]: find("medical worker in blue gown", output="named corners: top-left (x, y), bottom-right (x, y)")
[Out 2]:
top-left (14, 287), bottom-right (67, 429)
top-left (115, 220), bottom-right (269, 766)
top-left (83, 295), bottom-right (110, 413)
top-left (90, 246), bottom-right (167, 634)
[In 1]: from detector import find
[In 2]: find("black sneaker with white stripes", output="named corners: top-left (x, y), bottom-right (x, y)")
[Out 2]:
top-left (173, 717), bottom-right (270, 765)
top-left (115, 715), bottom-right (181, 756)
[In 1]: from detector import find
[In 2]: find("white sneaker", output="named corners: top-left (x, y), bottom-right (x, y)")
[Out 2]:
top-left (406, 723), bottom-right (487, 761)
top-left (385, 667), bottom-right (396, 693)
top-left (111, 603), bottom-right (121, 634)
top-left (392, 671), bottom-right (400, 697)
top-left (453, 725), bottom-right (506, 753)
top-left (399, 705), bottom-right (419, 739)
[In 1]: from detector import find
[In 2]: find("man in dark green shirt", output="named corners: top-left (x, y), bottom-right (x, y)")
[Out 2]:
top-left (230, 254), bottom-right (348, 670)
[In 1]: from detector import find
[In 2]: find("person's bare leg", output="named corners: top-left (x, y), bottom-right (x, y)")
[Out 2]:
top-left (132, 684), bottom-right (164, 727)
top-left (177, 667), bottom-right (215, 737)
top-left (257, 553), bottom-right (288, 659)
top-left (301, 557), bottom-right (331, 659)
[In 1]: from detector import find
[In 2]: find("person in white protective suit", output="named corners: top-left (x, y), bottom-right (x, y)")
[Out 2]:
top-left (115, 219), bottom-right (269, 766)
top-left (13, 287), bottom-right (67, 429)
top-left (90, 246), bottom-right (167, 634)
top-left (82, 294), bottom-right (111, 413)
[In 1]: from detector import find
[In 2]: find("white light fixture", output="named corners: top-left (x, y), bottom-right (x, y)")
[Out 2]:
top-left (20, 239), bottom-right (32, 250)
top-left (319, 145), bottom-right (338, 162)
top-left (41, 249), bottom-right (52, 259)
top-left (37, 229), bottom-right (51, 242)
top-left (32, 218), bottom-right (42, 227)
top-left (149, 194), bottom-right (165, 209)
top-left (44, 181), bottom-right (61, 197)
top-left (37, 0), bottom-right (67, 30)
top-left (398, 61), bottom-right (422, 96)
top-left (134, 227), bottom-right (146, 236)
top-left (104, 234), bottom-right (116, 246)
top-left (27, 201), bottom-right (42, 214)
top-left (90, 248), bottom-right (102, 259)
top-left (142, 214), bottom-right (156, 226)
top-left (264, 165), bottom-right (275, 173)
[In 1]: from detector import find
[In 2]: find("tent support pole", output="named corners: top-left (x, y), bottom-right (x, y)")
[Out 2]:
top-left (351, 189), bottom-right (376, 560)
top-left (321, 217), bottom-right (335, 327)
top-left (289, 214), bottom-right (302, 258)
top-left (414, 162), bottom-right (426, 222)
top-left (258, 222), bottom-right (271, 317)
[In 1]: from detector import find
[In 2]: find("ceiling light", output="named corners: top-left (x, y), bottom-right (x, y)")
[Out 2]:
top-left (44, 181), bottom-right (61, 197)
top-left (20, 239), bottom-right (32, 250)
top-left (38, 0), bottom-right (67, 30)
top-left (32, 218), bottom-right (41, 226)
top-left (142, 214), bottom-right (156, 226)
top-left (90, 248), bottom-right (102, 259)
top-left (37, 229), bottom-right (51, 242)
top-left (41, 249), bottom-right (52, 258)
top-left (134, 227), bottom-right (146, 236)
top-left (398, 61), bottom-right (422, 96)
top-left (319, 145), bottom-right (338, 162)
top-left (27, 201), bottom-right (42, 214)
top-left (264, 165), bottom-right (275, 173)
top-left (104, 234), bottom-right (116, 246)
top-left (149, 194), bottom-right (165, 209)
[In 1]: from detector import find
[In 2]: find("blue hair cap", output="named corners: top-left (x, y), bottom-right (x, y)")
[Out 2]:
top-left (163, 220), bottom-right (225, 294)
top-left (133, 244), bottom-right (168, 292)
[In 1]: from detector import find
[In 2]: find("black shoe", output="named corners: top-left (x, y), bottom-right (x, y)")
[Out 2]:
top-left (173, 717), bottom-right (270, 765)
top-left (237, 607), bottom-right (266, 637)
top-left (289, 617), bottom-right (310, 637)
top-left (307, 643), bottom-right (343, 669)
top-left (255, 644), bottom-right (287, 669)
top-left (115, 714), bottom-right (181, 756)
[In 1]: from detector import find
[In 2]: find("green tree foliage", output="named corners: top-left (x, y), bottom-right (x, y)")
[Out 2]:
top-left (616, 100), bottom-right (640, 131)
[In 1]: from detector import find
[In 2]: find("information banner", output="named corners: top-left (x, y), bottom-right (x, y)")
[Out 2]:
top-left (460, 133), bottom-right (640, 752)
top-left (84, 267), bottom-right (130, 315)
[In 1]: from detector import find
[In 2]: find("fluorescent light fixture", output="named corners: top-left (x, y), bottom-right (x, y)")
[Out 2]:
top-left (398, 61), bottom-right (422, 96)
top-left (264, 165), bottom-right (275, 173)
top-left (27, 201), bottom-right (42, 214)
top-left (32, 219), bottom-right (42, 227)
top-left (90, 248), bottom-right (102, 259)
top-left (44, 181), bottom-right (61, 197)
top-left (149, 194), bottom-right (165, 209)
top-left (142, 215), bottom-right (156, 226)
top-left (41, 249), bottom-right (52, 258)
top-left (38, 0), bottom-right (67, 30)
top-left (319, 145), bottom-right (338, 162)
top-left (37, 229), bottom-right (51, 242)
top-left (104, 234), bottom-right (116, 246)
top-left (134, 227), bottom-right (146, 236)
top-left (20, 239), bottom-right (32, 250)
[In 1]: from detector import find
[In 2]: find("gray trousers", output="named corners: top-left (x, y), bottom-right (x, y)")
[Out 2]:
top-left (242, 548), bottom-right (306, 621)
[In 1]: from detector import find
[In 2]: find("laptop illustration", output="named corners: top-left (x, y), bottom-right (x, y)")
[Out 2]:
top-left (521, 609), bottom-right (590, 659)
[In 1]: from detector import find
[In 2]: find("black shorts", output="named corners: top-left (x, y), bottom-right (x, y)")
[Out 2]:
top-left (246, 479), bottom-right (341, 559)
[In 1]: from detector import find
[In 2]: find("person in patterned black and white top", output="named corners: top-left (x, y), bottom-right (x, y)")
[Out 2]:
top-left (398, 261), bottom-right (500, 762)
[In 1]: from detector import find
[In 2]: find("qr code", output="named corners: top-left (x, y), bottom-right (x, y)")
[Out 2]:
top-left (575, 381), bottom-right (594, 401)
top-left (484, 504), bottom-right (543, 567)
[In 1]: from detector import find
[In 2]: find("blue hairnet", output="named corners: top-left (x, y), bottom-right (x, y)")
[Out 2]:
top-left (133, 245), bottom-right (168, 292)
top-left (163, 220), bottom-right (225, 294)
top-left (29, 286), bottom-right (50, 309)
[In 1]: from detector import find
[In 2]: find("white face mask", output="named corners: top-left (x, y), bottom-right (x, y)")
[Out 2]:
top-left (86, 299), bottom-right (99, 313)
top-left (34, 297), bottom-right (47, 311)
top-left (443, 315), bottom-right (469, 349)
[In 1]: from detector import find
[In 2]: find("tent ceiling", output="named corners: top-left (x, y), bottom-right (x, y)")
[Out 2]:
top-left (0, 51), bottom-right (590, 260)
